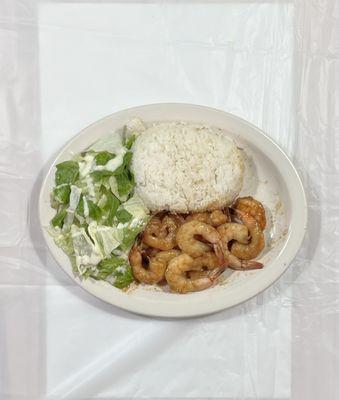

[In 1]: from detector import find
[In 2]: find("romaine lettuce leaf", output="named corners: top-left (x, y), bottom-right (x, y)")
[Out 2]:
top-left (55, 161), bottom-right (79, 185)
top-left (122, 194), bottom-right (149, 220)
top-left (87, 199), bottom-right (102, 221)
top-left (101, 187), bottom-right (120, 225)
top-left (53, 185), bottom-right (71, 204)
top-left (48, 228), bottom-right (74, 255)
top-left (71, 225), bottom-right (102, 270)
top-left (68, 185), bottom-right (82, 211)
top-left (109, 176), bottom-right (128, 202)
top-left (78, 154), bottom-right (95, 178)
top-left (89, 131), bottom-right (123, 154)
top-left (116, 209), bottom-right (132, 223)
top-left (76, 195), bottom-right (85, 216)
top-left (51, 207), bottom-right (67, 228)
top-left (123, 134), bottom-right (136, 150)
top-left (88, 222), bottom-right (120, 257)
top-left (92, 256), bottom-right (134, 288)
top-left (90, 170), bottom-right (114, 182)
top-left (95, 151), bottom-right (116, 166)
top-left (115, 170), bottom-right (134, 197)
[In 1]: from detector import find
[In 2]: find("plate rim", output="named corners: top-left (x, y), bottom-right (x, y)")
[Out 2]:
top-left (39, 102), bottom-right (308, 318)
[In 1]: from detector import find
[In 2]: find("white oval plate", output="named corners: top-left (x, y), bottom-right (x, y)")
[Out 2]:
top-left (39, 103), bottom-right (307, 318)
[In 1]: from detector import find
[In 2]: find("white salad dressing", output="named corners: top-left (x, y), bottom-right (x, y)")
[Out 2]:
top-left (79, 154), bottom-right (95, 178)
top-left (93, 148), bottom-right (126, 172)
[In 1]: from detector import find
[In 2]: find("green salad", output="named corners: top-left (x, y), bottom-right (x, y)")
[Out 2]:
top-left (48, 126), bottom-right (149, 289)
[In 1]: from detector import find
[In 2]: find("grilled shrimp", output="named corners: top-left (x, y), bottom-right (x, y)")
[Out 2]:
top-left (176, 220), bottom-right (223, 262)
top-left (129, 244), bottom-right (181, 284)
top-left (189, 252), bottom-right (222, 280)
top-left (217, 223), bottom-right (263, 270)
top-left (186, 210), bottom-right (228, 227)
top-left (165, 254), bottom-right (224, 294)
top-left (230, 209), bottom-right (265, 260)
top-left (142, 215), bottom-right (178, 250)
top-left (234, 196), bottom-right (266, 230)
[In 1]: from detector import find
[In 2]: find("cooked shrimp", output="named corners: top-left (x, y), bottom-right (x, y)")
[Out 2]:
top-left (169, 213), bottom-right (186, 227)
top-left (189, 252), bottom-right (221, 280)
top-left (165, 254), bottom-right (224, 294)
top-left (230, 209), bottom-right (265, 260)
top-left (129, 244), bottom-right (180, 284)
top-left (141, 244), bottom-right (160, 258)
top-left (176, 220), bottom-right (223, 262)
top-left (186, 210), bottom-right (228, 227)
top-left (155, 249), bottom-right (182, 264)
top-left (191, 252), bottom-right (220, 270)
top-left (234, 196), bottom-right (266, 230)
top-left (142, 215), bottom-right (177, 250)
top-left (129, 244), bottom-right (164, 284)
top-left (217, 223), bottom-right (263, 270)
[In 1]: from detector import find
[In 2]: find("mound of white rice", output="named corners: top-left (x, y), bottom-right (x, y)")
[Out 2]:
top-left (131, 121), bottom-right (244, 213)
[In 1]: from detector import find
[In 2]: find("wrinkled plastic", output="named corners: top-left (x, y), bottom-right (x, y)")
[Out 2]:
top-left (1, 1), bottom-right (338, 399)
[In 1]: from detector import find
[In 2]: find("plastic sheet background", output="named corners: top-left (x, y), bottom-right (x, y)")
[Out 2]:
top-left (0, 1), bottom-right (338, 399)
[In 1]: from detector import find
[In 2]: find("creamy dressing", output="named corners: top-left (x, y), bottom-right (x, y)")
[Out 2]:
top-left (93, 148), bottom-right (126, 172)
top-left (79, 154), bottom-right (95, 178)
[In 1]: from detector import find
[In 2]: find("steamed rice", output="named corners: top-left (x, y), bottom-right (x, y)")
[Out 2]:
top-left (131, 121), bottom-right (244, 213)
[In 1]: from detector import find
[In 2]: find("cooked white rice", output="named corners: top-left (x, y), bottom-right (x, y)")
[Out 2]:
top-left (131, 121), bottom-right (244, 213)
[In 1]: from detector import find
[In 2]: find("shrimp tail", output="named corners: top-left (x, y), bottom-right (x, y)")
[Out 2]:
top-left (229, 260), bottom-right (263, 271)
top-left (213, 242), bottom-right (226, 267)
top-left (208, 267), bottom-right (226, 286)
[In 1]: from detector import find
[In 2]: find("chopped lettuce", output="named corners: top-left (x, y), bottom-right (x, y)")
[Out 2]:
top-left (89, 131), bottom-right (124, 154)
top-left (78, 154), bottom-right (95, 178)
top-left (71, 225), bottom-right (102, 270)
top-left (88, 222), bottom-right (120, 257)
top-left (122, 194), bottom-right (149, 220)
top-left (95, 151), bottom-right (116, 166)
top-left (124, 134), bottom-right (136, 150)
top-left (101, 150), bottom-right (126, 173)
top-left (116, 209), bottom-right (133, 223)
top-left (55, 161), bottom-right (79, 185)
top-left (101, 187), bottom-right (120, 225)
top-left (90, 170), bottom-right (114, 182)
top-left (49, 228), bottom-right (74, 255)
top-left (68, 185), bottom-right (82, 211)
top-left (76, 195), bottom-right (85, 217)
top-left (119, 223), bottom-right (145, 252)
top-left (87, 199), bottom-right (102, 221)
top-left (115, 170), bottom-right (134, 197)
top-left (109, 176), bottom-right (128, 202)
top-left (51, 207), bottom-right (67, 228)
top-left (91, 256), bottom-right (134, 289)
top-left (53, 185), bottom-right (71, 204)
top-left (49, 121), bottom-right (149, 290)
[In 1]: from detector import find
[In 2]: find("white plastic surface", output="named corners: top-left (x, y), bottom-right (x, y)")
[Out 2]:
top-left (1, 1), bottom-right (338, 399)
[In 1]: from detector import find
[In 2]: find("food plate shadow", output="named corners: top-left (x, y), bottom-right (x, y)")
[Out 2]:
top-left (287, 170), bottom-right (320, 284)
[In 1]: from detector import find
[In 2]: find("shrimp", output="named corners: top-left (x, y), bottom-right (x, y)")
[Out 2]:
top-left (230, 209), bottom-right (265, 260)
top-left (142, 215), bottom-right (177, 250)
top-left (217, 223), bottom-right (263, 270)
top-left (165, 254), bottom-right (224, 294)
top-left (155, 249), bottom-right (182, 264)
top-left (169, 213), bottom-right (186, 227)
top-left (176, 220), bottom-right (223, 262)
top-left (129, 244), bottom-right (180, 284)
top-left (191, 252), bottom-right (220, 270)
top-left (141, 244), bottom-right (160, 258)
top-left (234, 196), bottom-right (266, 230)
top-left (189, 252), bottom-right (222, 280)
top-left (186, 210), bottom-right (228, 227)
